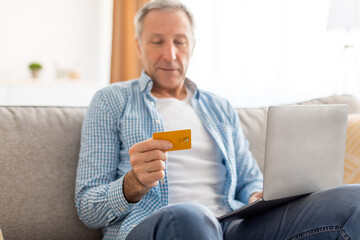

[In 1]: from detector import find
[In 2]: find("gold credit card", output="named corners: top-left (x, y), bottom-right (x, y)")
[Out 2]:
top-left (153, 129), bottom-right (191, 151)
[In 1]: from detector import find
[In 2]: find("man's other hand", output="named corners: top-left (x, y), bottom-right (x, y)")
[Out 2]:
top-left (249, 191), bottom-right (263, 204)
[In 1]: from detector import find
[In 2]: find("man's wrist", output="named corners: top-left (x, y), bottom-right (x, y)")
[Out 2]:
top-left (123, 169), bottom-right (150, 203)
top-left (131, 169), bottom-right (147, 188)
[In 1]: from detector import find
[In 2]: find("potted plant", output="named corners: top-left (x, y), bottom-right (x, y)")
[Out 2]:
top-left (29, 62), bottom-right (42, 78)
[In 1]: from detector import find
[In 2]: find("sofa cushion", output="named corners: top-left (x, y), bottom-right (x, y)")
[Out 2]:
top-left (237, 95), bottom-right (360, 172)
top-left (0, 107), bottom-right (102, 240)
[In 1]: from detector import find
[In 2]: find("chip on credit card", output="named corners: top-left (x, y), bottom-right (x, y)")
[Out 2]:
top-left (153, 129), bottom-right (191, 151)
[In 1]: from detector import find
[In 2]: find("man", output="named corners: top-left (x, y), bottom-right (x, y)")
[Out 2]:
top-left (75, 0), bottom-right (360, 239)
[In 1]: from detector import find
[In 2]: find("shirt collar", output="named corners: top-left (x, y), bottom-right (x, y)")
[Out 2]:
top-left (139, 70), bottom-right (153, 92)
top-left (184, 77), bottom-right (198, 96)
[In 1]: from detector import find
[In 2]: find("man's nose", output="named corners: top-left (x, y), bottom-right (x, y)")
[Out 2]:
top-left (162, 43), bottom-right (177, 61)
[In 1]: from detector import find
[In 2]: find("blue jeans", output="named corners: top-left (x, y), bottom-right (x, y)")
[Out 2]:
top-left (126, 185), bottom-right (360, 240)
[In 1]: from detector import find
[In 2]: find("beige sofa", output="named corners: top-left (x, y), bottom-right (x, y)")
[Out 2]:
top-left (1, 95), bottom-right (359, 240)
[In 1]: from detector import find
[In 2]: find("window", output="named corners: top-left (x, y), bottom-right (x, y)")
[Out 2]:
top-left (0, 0), bottom-right (112, 106)
top-left (182, 0), bottom-right (360, 107)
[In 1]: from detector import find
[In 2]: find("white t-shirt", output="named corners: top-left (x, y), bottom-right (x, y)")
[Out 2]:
top-left (153, 88), bottom-right (228, 217)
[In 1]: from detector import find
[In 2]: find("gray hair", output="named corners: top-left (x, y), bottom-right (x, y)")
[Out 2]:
top-left (134, 0), bottom-right (195, 40)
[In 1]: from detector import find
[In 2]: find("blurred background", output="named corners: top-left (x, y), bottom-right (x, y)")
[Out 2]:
top-left (0, 0), bottom-right (359, 107)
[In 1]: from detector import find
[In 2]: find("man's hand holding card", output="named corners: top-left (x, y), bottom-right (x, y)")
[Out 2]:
top-left (125, 129), bottom-right (192, 203)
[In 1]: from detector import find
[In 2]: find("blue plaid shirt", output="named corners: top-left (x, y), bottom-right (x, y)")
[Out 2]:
top-left (75, 72), bottom-right (263, 240)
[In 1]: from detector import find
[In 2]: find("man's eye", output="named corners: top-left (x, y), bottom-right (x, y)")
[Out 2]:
top-left (151, 41), bottom-right (162, 45)
top-left (175, 41), bottom-right (185, 45)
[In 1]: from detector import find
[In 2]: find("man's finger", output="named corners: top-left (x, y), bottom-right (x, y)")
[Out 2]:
top-left (142, 150), bottom-right (168, 163)
top-left (129, 139), bottom-right (172, 154)
top-left (130, 150), bottom-right (168, 167)
top-left (145, 160), bottom-right (166, 172)
top-left (137, 170), bottom-right (165, 187)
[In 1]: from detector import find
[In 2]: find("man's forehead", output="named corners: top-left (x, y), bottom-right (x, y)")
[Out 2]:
top-left (148, 33), bottom-right (189, 39)
top-left (142, 9), bottom-right (192, 32)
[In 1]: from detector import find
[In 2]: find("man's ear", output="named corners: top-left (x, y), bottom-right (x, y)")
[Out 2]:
top-left (191, 38), bottom-right (196, 56)
top-left (135, 38), bottom-right (142, 58)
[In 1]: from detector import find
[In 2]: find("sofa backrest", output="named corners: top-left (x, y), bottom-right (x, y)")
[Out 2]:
top-left (0, 107), bottom-right (102, 240)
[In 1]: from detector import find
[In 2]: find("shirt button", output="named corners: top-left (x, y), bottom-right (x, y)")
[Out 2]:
top-left (119, 207), bottom-right (125, 212)
top-left (151, 101), bottom-right (155, 107)
top-left (155, 120), bottom-right (161, 124)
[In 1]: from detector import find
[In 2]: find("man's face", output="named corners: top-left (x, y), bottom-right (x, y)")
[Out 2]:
top-left (136, 10), bottom-right (194, 91)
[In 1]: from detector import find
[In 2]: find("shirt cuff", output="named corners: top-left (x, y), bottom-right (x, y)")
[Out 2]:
top-left (108, 175), bottom-right (137, 217)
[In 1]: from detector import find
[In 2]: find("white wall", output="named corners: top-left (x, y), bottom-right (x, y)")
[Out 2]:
top-left (183, 0), bottom-right (360, 107)
top-left (0, 0), bottom-right (112, 84)
top-left (1, 0), bottom-right (360, 107)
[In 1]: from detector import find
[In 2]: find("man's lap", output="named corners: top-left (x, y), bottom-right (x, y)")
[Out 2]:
top-left (126, 185), bottom-right (360, 240)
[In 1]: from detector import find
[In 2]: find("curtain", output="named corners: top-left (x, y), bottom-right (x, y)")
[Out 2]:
top-left (110, 0), bottom-right (149, 83)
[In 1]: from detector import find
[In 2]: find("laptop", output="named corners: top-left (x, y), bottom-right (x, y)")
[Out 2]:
top-left (218, 104), bottom-right (348, 222)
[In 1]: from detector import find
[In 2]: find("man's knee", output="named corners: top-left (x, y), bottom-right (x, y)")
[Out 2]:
top-left (159, 203), bottom-right (221, 232)
top-left (139, 202), bottom-right (222, 240)
top-left (312, 184), bottom-right (360, 204)
top-left (328, 185), bottom-right (360, 212)
top-left (159, 202), bottom-right (218, 224)
top-left (300, 185), bottom-right (360, 219)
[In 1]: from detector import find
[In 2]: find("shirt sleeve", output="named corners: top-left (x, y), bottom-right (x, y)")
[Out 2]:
top-left (75, 90), bottom-right (136, 229)
top-left (232, 106), bottom-right (263, 204)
